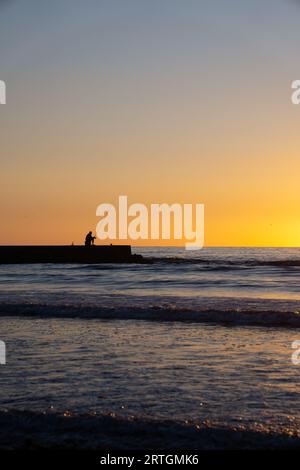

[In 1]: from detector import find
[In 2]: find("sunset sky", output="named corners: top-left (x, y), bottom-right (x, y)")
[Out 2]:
top-left (1, 0), bottom-right (300, 246)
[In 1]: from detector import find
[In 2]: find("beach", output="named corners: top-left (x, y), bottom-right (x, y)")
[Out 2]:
top-left (1, 247), bottom-right (300, 450)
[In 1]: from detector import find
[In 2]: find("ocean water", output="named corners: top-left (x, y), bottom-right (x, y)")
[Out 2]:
top-left (1, 247), bottom-right (300, 448)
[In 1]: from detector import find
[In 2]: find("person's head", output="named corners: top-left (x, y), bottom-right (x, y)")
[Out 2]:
top-left (89, 231), bottom-right (92, 235)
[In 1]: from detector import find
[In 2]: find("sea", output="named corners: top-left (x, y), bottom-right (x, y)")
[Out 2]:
top-left (1, 247), bottom-right (300, 449)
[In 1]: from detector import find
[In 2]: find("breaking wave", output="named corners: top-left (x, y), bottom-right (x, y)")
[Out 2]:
top-left (1, 300), bottom-right (300, 327)
top-left (148, 256), bottom-right (300, 268)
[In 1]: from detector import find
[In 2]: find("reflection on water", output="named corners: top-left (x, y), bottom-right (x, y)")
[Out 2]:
top-left (1, 317), bottom-right (300, 432)
top-left (1, 248), bottom-right (300, 435)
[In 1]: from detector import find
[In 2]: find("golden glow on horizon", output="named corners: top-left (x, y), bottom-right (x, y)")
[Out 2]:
top-left (2, 137), bottom-right (300, 246)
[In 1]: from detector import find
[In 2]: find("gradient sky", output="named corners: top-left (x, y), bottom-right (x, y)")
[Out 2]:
top-left (1, 0), bottom-right (300, 246)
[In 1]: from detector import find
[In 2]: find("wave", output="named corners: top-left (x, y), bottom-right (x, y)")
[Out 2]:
top-left (0, 409), bottom-right (299, 450)
top-left (148, 256), bottom-right (300, 268)
top-left (1, 301), bottom-right (300, 327)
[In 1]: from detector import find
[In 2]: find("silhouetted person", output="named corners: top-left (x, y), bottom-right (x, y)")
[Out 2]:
top-left (85, 231), bottom-right (96, 247)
